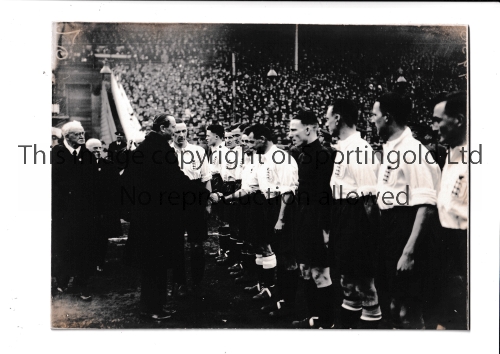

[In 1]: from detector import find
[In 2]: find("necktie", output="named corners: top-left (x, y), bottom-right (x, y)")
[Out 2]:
top-left (72, 151), bottom-right (77, 157)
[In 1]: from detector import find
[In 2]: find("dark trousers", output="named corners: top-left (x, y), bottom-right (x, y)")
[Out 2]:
top-left (172, 226), bottom-right (187, 286)
top-left (172, 179), bottom-right (208, 285)
top-left (53, 248), bottom-right (93, 292)
top-left (140, 261), bottom-right (169, 313)
top-left (434, 228), bottom-right (468, 328)
top-left (380, 206), bottom-right (428, 327)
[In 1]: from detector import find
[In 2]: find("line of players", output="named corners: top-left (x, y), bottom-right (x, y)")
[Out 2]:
top-left (170, 91), bottom-right (468, 329)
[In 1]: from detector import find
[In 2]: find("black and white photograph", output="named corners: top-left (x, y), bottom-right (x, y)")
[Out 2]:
top-left (50, 21), bottom-right (468, 330)
top-left (5, 1), bottom-right (500, 353)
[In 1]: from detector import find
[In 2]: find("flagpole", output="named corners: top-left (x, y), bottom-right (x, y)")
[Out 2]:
top-left (294, 24), bottom-right (298, 72)
top-left (232, 52), bottom-right (236, 123)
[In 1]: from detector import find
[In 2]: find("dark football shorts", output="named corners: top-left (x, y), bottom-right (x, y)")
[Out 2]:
top-left (380, 206), bottom-right (425, 302)
top-left (330, 198), bottom-right (378, 277)
top-left (220, 180), bottom-right (240, 235)
top-left (236, 193), bottom-right (252, 243)
top-left (247, 192), bottom-right (295, 263)
top-left (295, 202), bottom-right (330, 268)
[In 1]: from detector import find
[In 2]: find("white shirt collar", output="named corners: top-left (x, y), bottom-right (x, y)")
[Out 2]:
top-left (384, 126), bottom-right (412, 151)
top-left (262, 144), bottom-right (278, 162)
top-left (64, 139), bottom-right (81, 155)
top-left (337, 131), bottom-right (361, 150)
top-left (171, 141), bottom-right (190, 152)
top-left (449, 144), bottom-right (468, 162)
top-left (211, 142), bottom-right (225, 151)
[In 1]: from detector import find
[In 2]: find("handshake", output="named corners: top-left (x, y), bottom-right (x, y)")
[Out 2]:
top-left (208, 192), bottom-right (231, 205)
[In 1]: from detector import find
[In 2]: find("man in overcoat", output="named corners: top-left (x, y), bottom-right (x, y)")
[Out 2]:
top-left (51, 120), bottom-right (96, 301)
top-left (86, 138), bottom-right (123, 273)
top-left (121, 114), bottom-right (211, 320)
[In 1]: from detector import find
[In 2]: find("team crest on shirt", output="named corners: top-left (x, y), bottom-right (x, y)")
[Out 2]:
top-left (334, 164), bottom-right (346, 179)
top-left (266, 167), bottom-right (274, 182)
top-left (382, 165), bottom-right (396, 185)
top-left (452, 175), bottom-right (467, 200)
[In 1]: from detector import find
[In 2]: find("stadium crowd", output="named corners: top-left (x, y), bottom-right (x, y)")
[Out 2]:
top-left (103, 25), bottom-right (464, 148)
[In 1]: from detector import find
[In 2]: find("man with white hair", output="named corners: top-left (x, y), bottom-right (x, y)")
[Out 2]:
top-left (52, 120), bottom-right (96, 301)
top-left (85, 139), bottom-right (122, 273)
top-left (51, 127), bottom-right (62, 147)
top-left (86, 138), bottom-right (103, 160)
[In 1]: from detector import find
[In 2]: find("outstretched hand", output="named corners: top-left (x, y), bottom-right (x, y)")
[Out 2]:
top-left (397, 253), bottom-right (414, 274)
top-left (274, 219), bottom-right (284, 233)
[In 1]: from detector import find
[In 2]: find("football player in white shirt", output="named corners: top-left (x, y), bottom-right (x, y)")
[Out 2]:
top-left (223, 125), bottom-right (248, 276)
top-left (219, 128), bottom-right (245, 269)
top-left (235, 127), bottom-right (262, 288)
top-left (171, 119), bottom-right (213, 298)
top-left (327, 99), bottom-right (382, 329)
top-left (219, 124), bottom-right (299, 310)
top-left (433, 91), bottom-right (468, 329)
top-left (206, 125), bottom-right (230, 261)
top-left (371, 92), bottom-right (441, 329)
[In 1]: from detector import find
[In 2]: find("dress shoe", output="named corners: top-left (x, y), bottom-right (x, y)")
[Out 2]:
top-left (252, 287), bottom-right (272, 301)
top-left (208, 250), bottom-right (220, 258)
top-left (216, 256), bottom-right (232, 266)
top-left (291, 317), bottom-right (334, 329)
top-left (228, 263), bottom-right (243, 272)
top-left (78, 293), bottom-right (93, 302)
top-left (229, 270), bottom-right (243, 277)
top-left (243, 283), bottom-right (261, 294)
top-left (215, 252), bottom-right (226, 261)
top-left (51, 286), bottom-right (65, 298)
top-left (140, 310), bottom-right (172, 321)
top-left (291, 317), bottom-right (319, 329)
top-left (161, 305), bottom-right (177, 315)
top-left (261, 300), bottom-right (284, 313)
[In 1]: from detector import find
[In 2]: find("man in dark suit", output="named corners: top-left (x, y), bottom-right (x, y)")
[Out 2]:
top-left (51, 120), bottom-right (96, 301)
top-left (86, 138), bottom-right (123, 273)
top-left (107, 131), bottom-right (127, 169)
top-left (121, 114), bottom-right (214, 321)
